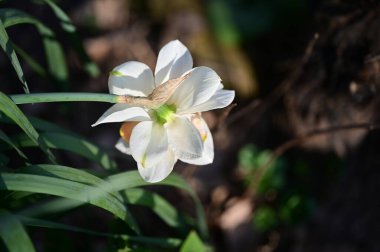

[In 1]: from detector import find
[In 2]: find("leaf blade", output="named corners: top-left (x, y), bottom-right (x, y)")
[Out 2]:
top-left (107, 171), bottom-right (209, 239)
top-left (0, 92), bottom-right (55, 162)
top-left (0, 172), bottom-right (139, 233)
top-left (0, 8), bottom-right (68, 88)
top-left (123, 188), bottom-right (189, 234)
top-left (41, 0), bottom-right (99, 77)
top-left (0, 19), bottom-right (29, 93)
top-left (0, 210), bottom-right (36, 252)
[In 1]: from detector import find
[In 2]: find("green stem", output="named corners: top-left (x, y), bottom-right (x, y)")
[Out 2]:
top-left (9, 93), bottom-right (119, 105)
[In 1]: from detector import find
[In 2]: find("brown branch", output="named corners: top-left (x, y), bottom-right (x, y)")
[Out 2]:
top-left (226, 33), bottom-right (320, 127)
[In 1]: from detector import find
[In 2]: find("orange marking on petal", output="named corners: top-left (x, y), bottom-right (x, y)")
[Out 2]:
top-left (119, 122), bottom-right (139, 142)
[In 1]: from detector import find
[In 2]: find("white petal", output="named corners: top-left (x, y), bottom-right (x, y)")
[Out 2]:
top-left (167, 116), bottom-right (203, 160)
top-left (92, 104), bottom-right (150, 127)
top-left (168, 67), bottom-right (221, 111)
top-left (154, 40), bottom-right (193, 85)
top-left (115, 138), bottom-right (132, 155)
top-left (179, 116), bottom-right (214, 165)
top-left (137, 149), bottom-right (177, 183)
top-left (109, 61), bottom-right (155, 96)
top-left (129, 121), bottom-right (169, 167)
top-left (178, 89), bottom-right (235, 114)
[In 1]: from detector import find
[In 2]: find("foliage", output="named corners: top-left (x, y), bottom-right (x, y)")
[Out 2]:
top-left (0, 2), bottom-right (208, 251)
top-left (238, 144), bottom-right (315, 232)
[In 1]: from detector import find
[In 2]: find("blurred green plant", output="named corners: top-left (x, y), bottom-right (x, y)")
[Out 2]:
top-left (207, 0), bottom-right (310, 45)
top-left (0, 2), bottom-right (209, 251)
top-left (238, 144), bottom-right (314, 232)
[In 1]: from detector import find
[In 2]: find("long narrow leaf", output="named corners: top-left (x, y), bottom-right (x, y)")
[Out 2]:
top-left (41, 0), bottom-right (100, 77)
top-left (19, 216), bottom-right (182, 249)
top-left (123, 188), bottom-right (189, 234)
top-left (0, 8), bottom-right (68, 88)
top-left (0, 210), bottom-right (36, 252)
top-left (28, 116), bottom-right (73, 134)
top-left (0, 92), bottom-right (55, 162)
top-left (20, 164), bottom-right (121, 200)
top-left (42, 133), bottom-right (117, 170)
top-left (0, 129), bottom-right (27, 159)
top-left (107, 171), bottom-right (209, 239)
top-left (19, 165), bottom-right (191, 233)
top-left (12, 132), bottom-right (117, 170)
top-left (0, 19), bottom-right (29, 93)
top-left (0, 172), bottom-right (139, 233)
top-left (12, 42), bottom-right (47, 77)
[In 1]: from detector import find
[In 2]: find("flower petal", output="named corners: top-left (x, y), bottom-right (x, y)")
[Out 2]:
top-left (168, 67), bottom-right (221, 111)
top-left (178, 89), bottom-right (235, 114)
top-left (137, 149), bottom-right (177, 183)
top-left (154, 40), bottom-right (193, 85)
top-left (91, 104), bottom-right (150, 127)
top-left (129, 121), bottom-right (169, 167)
top-left (167, 116), bottom-right (203, 160)
top-left (179, 116), bottom-right (214, 165)
top-left (109, 61), bottom-right (155, 96)
top-left (115, 138), bottom-right (131, 155)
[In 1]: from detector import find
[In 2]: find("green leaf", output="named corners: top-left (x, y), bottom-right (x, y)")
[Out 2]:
top-left (41, 0), bottom-right (100, 77)
top-left (19, 216), bottom-right (182, 249)
top-left (12, 42), bottom-right (47, 77)
top-left (0, 8), bottom-right (68, 88)
top-left (107, 171), bottom-right (209, 240)
top-left (28, 116), bottom-right (73, 134)
top-left (180, 231), bottom-right (206, 252)
top-left (18, 165), bottom-right (187, 233)
top-left (0, 172), bottom-right (139, 233)
top-left (13, 132), bottom-right (117, 170)
top-left (19, 164), bottom-right (121, 200)
top-left (123, 188), bottom-right (189, 234)
top-left (0, 19), bottom-right (29, 93)
top-left (19, 215), bottom-right (115, 237)
top-left (0, 210), bottom-right (36, 252)
top-left (0, 92), bottom-right (55, 162)
top-left (43, 133), bottom-right (117, 170)
top-left (0, 129), bottom-right (27, 159)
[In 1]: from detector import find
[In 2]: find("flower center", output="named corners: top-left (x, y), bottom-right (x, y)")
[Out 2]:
top-left (152, 104), bottom-right (176, 125)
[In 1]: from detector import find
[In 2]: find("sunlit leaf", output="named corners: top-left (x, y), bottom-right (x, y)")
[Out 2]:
top-left (0, 19), bottom-right (29, 93)
top-left (180, 231), bottom-right (206, 252)
top-left (0, 210), bottom-right (36, 252)
top-left (0, 172), bottom-right (139, 233)
top-left (18, 165), bottom-right (188, 233)
top-left (19, 164), bottom-right (121, 200)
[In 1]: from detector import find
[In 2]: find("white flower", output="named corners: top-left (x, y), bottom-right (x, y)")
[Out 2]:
top-left (92, 40), bottom-right (235, 182)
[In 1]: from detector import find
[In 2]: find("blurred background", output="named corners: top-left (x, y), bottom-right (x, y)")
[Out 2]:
top-left (2, 0), bottom-right (380, 251)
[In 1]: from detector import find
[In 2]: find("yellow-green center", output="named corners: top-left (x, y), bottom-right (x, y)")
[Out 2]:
top-left (152, 104), bottom-right (176, 125)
